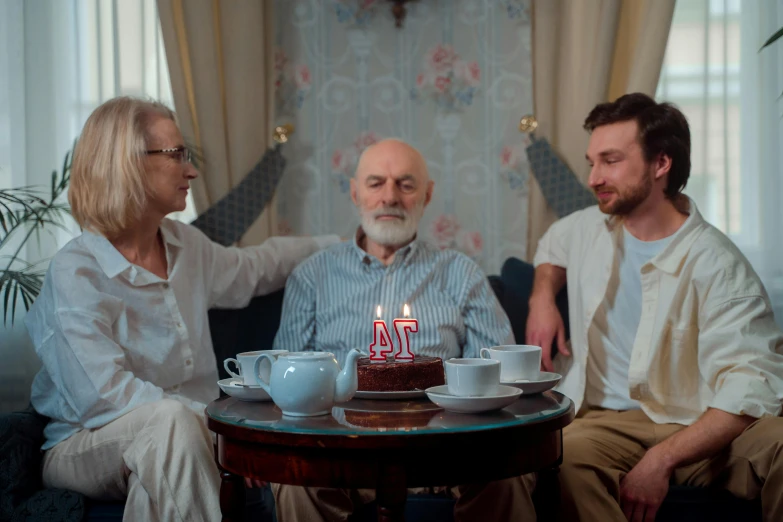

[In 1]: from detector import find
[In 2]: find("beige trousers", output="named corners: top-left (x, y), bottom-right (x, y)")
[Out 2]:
top-left (272, 475), bottom-right (537, 522)
top-left (42, 399), bottom-right (221, 522)
top-left (557, 408), bottom-right (783, 522)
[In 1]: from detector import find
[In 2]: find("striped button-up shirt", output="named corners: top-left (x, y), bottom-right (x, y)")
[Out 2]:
top-left (273, 233), bottom-right (514, 365)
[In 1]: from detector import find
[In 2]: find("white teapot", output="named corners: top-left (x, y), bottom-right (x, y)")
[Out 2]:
top-left (255, 349), bottom-right (363, 417)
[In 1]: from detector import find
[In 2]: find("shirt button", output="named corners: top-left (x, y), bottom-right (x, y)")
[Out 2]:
top-left (163, 283), bottom-right (169, 289)
top-left (176, 322), bottom-right (182, 328)
top-left (185, 359), bottom-right (192, 366)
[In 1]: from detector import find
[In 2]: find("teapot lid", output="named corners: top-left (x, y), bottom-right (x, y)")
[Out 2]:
top-left (283, 352), bottom-right (334, 360)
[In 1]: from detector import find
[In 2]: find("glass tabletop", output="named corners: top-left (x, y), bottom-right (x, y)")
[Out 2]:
top-left (206, 391), bottom-right (573, 436)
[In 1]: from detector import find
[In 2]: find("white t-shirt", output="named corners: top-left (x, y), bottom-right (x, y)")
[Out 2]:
top-left (585, 226), bottom-right (675, 410)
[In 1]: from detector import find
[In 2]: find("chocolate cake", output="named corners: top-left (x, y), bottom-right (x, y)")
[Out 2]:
top-left (357, 356), bottom-right (445, 392)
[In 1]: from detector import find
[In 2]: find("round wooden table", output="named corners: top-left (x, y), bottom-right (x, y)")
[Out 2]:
top-left (207, 391), bottom-right (574, 522)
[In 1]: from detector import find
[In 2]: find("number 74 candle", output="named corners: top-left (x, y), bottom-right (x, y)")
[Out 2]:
top-left (393, 304), bottom-right (417, 362)
top-left (369, 306), bottom-right (394, 362)
top-left (369, 304), bottom-right (419, 362)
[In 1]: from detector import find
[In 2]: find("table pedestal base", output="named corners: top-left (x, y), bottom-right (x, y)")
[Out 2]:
top-left (377, 463), bottom-right (407, 522)
top-left (220, 469), bottom-right (245, 522)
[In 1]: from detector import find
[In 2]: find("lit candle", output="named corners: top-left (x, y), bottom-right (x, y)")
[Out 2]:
top-left (393, 303), bottom-right (418, 362)
top-left (369, 305), bottom-right (394, 362)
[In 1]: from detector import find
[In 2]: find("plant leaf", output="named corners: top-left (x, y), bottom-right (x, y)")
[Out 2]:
top-left (10, 278), bottom-right (19, 325)
top-left (1, 285), bottom-right (7, 326)
top-left (1, 269), bottom-right (44, 326)
top-left (15, 273), bottom-right (42, 298)
top-left (20, 287), bottom-right (32, 310)
top-left (2, 276), bottom-right (12, 326)
top-left (760, 27), bottom-right (783, 51)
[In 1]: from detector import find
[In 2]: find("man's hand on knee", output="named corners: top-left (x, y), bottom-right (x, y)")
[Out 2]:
top-left (619, 451), bottom-right (671, 522)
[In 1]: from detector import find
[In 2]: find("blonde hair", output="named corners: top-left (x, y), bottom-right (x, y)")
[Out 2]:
top-left (69, 96), bottom-right (176, 238)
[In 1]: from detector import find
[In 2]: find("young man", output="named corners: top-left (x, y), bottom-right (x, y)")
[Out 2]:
top-left (271, 138), bottom-right (532, 522)
top-left (526, 92), bottom-right (783, 521)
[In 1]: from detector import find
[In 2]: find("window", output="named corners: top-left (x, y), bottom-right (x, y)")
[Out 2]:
top-left (657, 0), bottom-right (783, 324)
top-left (0, 0), bottom-right (195, 246)
top-left (657, 0), bottom-right (743, 237)
top-left (74, 0), bottom-right (196, 224)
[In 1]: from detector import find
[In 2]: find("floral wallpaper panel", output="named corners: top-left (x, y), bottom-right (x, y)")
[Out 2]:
top-left (274, 0), bottom-right (533, 274)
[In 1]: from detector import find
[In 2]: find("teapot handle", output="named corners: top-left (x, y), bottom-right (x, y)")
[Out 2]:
top-left (253, 354), bottom-right (275, 395)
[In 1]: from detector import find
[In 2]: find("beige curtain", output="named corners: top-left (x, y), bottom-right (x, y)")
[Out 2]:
top-left (157, 0), bottom-right (277, 245)
top-left (527, 0), bottom-right (675, 258)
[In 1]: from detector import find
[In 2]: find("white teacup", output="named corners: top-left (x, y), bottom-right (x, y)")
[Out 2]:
top-left (224, 350), bottom-right (288, 386)
top-left (444, 358), bottom-right (501, 397)
top-left (480, 345), bottom-right (542, 382)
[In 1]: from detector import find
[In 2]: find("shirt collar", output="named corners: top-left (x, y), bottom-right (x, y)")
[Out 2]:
top-left (80, 229), bottom-right (133, 279)
top-left (159, 220), bottom-right (184, 249)
top-left (80, 220), bottom-right (183, 281)
top-left (604, 196), bottom-right (706, 275)
top-left (351, 226), bottom-right (421, 266)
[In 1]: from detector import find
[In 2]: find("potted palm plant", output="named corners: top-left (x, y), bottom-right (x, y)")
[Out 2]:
top-left (0, 151), bottom-right (73, 326)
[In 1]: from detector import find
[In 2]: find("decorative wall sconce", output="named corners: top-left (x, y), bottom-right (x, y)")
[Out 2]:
top-left (386, 0), bottom-right (417, 28)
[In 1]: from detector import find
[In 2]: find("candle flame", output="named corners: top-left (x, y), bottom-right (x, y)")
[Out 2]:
top-left (376, 305), bottom-right (382, 319)
top-left (403, 304), bottom-right (410, 318)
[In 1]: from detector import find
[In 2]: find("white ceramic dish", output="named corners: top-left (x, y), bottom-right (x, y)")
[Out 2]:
top-left (500, 372), bottom-right (561, 395)
top-left (424, 384), bottom-right (522, 414)
top-left (218, 378), bottom-right (272, 402)
top-left (354, 390), bottom-right (427, 400)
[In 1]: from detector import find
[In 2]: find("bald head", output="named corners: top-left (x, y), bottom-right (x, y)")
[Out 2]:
top-left (354, 139), bottom-right (429, 182)
top-left (350, 138), bottom-right (433, 248)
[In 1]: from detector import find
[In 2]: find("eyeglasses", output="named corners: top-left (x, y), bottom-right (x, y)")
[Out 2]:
top-left (146, 147), bottom-right (193, 164)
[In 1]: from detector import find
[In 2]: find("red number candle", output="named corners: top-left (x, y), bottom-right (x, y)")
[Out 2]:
top-left (393, 304), bottom-right (418, 362)
top-left (369, 305), bottom-right (393, 362)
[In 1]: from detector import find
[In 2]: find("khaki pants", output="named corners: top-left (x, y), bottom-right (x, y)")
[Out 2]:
top-left (42, 399), bottom-right (221, 522)
top-left (272, 475), bottom-right (536, 522)
top-left (558, 408), bottom-right (783, 522)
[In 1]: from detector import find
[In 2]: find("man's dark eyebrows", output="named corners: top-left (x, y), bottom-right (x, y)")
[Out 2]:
top-left (585, 149), bottom-right (625, 161)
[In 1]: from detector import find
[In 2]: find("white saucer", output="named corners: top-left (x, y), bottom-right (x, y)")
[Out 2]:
top-left (501, 372), bottom-right (561, 395)
top-left (218, 378), bottom-right (272, 402)
top-left (354, 390), bottom-right (427, 400)
top-left (424, 385), bottom-right (522, 414)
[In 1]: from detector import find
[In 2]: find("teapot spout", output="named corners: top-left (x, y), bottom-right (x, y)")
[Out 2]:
top-left (334, 348), bottom-right (363, 403)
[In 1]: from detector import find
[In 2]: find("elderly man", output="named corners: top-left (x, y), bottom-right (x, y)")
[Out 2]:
top-left (271, 138), bottom-right (531, 522)
top-left (524, 93), bottom-right (783, 521)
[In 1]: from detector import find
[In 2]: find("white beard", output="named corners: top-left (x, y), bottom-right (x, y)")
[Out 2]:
top-left (360, 201), bottom-right (424, 247)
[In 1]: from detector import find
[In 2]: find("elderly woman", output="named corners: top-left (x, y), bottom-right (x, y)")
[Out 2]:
top-left (24, 96), bottom-right (337, 521)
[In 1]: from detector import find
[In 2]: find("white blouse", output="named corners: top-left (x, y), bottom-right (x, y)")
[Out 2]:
top-left (25, 218), bottom-right (338, 449)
